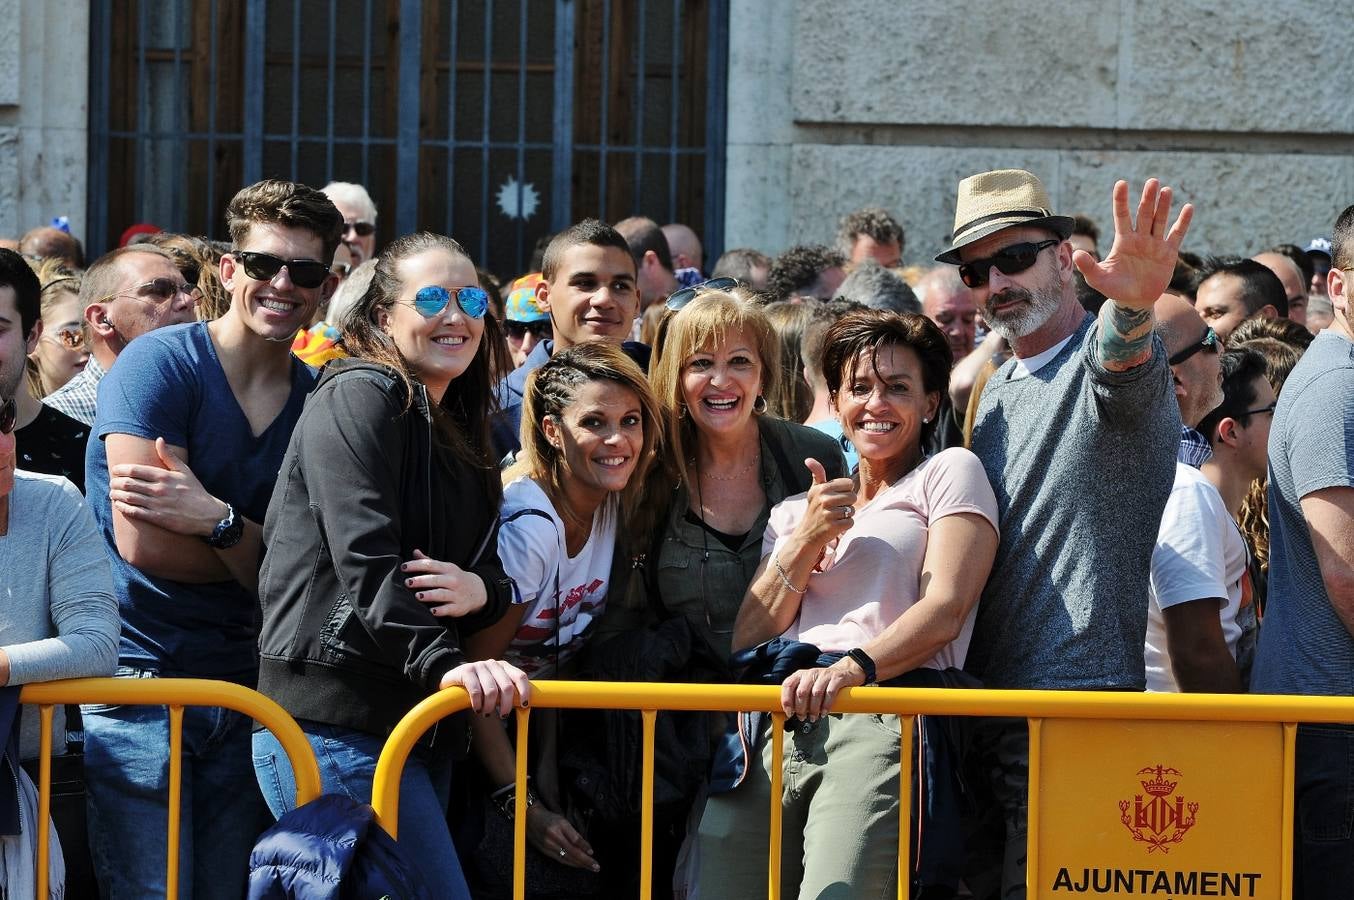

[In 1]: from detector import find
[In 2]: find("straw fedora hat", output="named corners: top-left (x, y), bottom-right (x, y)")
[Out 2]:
top-left (935, 169), bottom-right (1074, 264)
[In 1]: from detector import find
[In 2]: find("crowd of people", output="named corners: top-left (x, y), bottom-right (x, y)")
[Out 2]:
top-left (0, 166), bottom-right (1350, 900)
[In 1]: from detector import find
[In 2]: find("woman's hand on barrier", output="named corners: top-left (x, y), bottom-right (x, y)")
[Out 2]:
top-left (781, 659), bottom-right (866, 722)
top-left (794, 458), bottom-right (857, 550)
top-left (403, 549), bottom-right (487, 617)
top-left (527, 805), bottom-right (600, 872)
top-left (439, 659), bottom-right (531, 717)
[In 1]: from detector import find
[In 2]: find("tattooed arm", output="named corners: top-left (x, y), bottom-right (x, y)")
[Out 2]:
top-left (1075, 178), bottom-right (1194, 373)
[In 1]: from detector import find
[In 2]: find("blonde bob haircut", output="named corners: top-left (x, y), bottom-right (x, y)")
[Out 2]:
top-left (510, 342), bottom-right (662, 527)
top-left (648, 290), bottom-right (780, 484)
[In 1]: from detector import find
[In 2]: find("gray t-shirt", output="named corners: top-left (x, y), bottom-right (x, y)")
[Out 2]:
top-left (1251, 330), bottom-right (1354, 696)
top-left (966, 314), bottom-right (1179, 690)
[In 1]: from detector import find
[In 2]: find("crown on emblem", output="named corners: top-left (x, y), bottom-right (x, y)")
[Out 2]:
top-left (1138, 764), bottom-right (1179, 796)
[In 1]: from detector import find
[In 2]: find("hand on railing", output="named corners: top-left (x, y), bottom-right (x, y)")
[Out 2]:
top-left (439, 659), bottom-right (531, 717)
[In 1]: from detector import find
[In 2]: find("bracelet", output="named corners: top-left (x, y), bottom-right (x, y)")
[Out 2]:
top-left (772, 553), bottom-right (807, 594)
top-left (846, 647), bottom-right (877, 685)
top-left (489, 777), bottom-right (538, 821)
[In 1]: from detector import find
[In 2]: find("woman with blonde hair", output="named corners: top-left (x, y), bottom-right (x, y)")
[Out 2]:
top-left (26, 259), bottom-right (88, 398)
top-left (642, 290), bottom-right (845, 666)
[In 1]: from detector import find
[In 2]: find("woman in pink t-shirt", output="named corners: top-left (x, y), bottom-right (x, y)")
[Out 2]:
top-left (697, 309), bottom-right (1000, 898)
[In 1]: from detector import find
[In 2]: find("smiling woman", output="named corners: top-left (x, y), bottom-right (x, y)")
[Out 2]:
top-left (252, 231), bottom-right (522, 899)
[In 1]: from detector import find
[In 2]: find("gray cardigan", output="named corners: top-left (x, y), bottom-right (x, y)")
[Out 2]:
top-left (1, 471), bottom-right (118, 757)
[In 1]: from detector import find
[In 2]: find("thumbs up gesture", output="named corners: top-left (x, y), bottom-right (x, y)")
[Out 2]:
top-left (796, 457), bottom-right (858, 548)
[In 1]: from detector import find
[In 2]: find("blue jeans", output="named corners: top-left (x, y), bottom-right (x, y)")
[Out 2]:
top-left (252, 719), bottom-right (470, 899)
top-left (81, 669), bottom-right (271, 900)
top-left (1293, 723), bottom-right (1354, 899)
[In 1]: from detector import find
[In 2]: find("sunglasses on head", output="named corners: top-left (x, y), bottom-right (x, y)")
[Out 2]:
top-left (403, 285), bottom-right (490, 319)
top-left (344, 221), bottom-right (376, 237)
top-left (958, 239), bottom-right (1061, 289)
top-left (504, 319), bottom-right (551, 341)
top-left (665, 276), bottom-right (738, 311)
top-left (235, 251), bottom-right (331, 289)
top-left (1168, 326), bottom-right (1220, 366)
top-left (0, 397), bottom-right (14, 435)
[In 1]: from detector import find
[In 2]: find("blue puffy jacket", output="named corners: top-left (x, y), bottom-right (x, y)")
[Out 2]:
top-left (248, 794), bottom-right (433, 900)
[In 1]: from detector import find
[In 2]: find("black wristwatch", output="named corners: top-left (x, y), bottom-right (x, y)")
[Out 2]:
top-left (846, 647), bottom-right (877, 685)
top-left (203, 502), bottom-right (244, 549)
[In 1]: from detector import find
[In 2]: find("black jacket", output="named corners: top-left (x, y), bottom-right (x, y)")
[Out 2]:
top-left (257, 359), bottom-right (512, 752)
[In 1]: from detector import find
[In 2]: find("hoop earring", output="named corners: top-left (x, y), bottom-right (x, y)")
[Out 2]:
top-left (753, 395), bottom-right (768, 415)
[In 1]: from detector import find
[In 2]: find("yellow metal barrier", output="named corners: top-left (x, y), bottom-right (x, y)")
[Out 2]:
top-left (18, 677), bottom-right (323, 900)
top-left (372, 682), bottom-right (1354, 900)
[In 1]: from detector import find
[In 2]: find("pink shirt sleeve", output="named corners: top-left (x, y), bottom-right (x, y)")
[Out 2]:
top-left (920, 448), bottom-right (999, 533)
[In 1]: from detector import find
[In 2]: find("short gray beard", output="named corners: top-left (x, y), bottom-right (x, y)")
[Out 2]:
top-left (983, 281), bottom-right (1064, 342)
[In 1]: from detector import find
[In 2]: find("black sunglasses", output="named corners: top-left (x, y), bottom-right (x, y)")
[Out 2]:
top-left (1168, 326), bottom-right (1220, 366)
top-left (343, 221), bottom-right (376, 237)
top-left (504, 319), bottom-right (552, 341)
top-left (235, 251), bottom-right (331, 289)
top-left (1241, 402), bottom-right (1277, 418)
top-left (958, 239), bottom-right (1061, 289)
top-left (0, 397), bottom-right (14, 435)
top-left (665, 276), bottom-right (738, 311)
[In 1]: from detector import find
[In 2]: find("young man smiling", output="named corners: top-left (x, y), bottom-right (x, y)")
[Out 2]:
top-left (491, 218), bottom-right (648, 457)
top-left (82, 179), bottom-right (341, 899)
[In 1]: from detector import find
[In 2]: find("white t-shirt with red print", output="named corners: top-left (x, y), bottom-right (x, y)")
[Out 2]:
top-left (497, 476), bottom-right (616, 678)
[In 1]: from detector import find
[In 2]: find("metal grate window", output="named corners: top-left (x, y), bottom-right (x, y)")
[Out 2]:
top-left (88, 0), bottom-right (728, 280)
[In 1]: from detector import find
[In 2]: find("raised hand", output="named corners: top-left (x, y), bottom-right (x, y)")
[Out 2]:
top-left (1074, 178), bottom-right (1193, 310)
top-left (795, 457), bottom-right (858, 549)
top-left (404, 548), bottom-right (488, 616)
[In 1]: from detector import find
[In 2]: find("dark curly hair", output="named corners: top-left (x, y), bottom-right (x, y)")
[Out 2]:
top-left (836, 207), bottom-right (904, 258)
top-left (226, 179), bottom-right (344, 264)
top-left (820, 309), bottom-right (952, 447)
top-left (767, 244), bottom-right (846, 301)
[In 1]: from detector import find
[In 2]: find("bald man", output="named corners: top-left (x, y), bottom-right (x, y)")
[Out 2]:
top-left (1253, 250), bottom-right (1308, 326)
top-left (662, 223), bottom-right (704, 276)
top-left (18, 226), bottom-right (83, 268)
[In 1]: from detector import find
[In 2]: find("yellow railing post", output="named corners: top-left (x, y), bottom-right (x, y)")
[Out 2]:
top-left (897, 714), bottom-right (914, 900)
top-left (640, 709), bottom-right (657, 900)
top-left (1282, 722), bottom-right (1297, 898)
top-left (513, 706), bottom-right (531, 900)
top-left (35, 704), bottom-right (53, 900)
top-left (1025, 718), bottom-right (1042, 899)
top-left (767, 712), bottom-right (784, 900)
top-left (166, 705), bottom-right (184, 900)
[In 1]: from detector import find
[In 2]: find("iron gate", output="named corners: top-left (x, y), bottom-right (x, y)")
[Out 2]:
top-left (87, 0), bottom-right (727, 280)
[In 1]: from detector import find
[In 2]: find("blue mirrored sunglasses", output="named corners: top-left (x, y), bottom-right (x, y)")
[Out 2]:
top-left (410, 285), bottom-right (489, 319)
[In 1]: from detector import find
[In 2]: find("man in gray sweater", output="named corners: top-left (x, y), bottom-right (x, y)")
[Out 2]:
top-left (935, 171), bottom-right (1191, 898)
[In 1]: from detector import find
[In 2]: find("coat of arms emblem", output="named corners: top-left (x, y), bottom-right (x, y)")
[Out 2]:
top-left (1119, 764), bottom-right (1198, 853)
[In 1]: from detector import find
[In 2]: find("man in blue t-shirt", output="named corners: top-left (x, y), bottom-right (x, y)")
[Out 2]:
top-left (1251, 204), bottom-right (1354, 900)
top-left (83, 179), bottom-right (341, 899)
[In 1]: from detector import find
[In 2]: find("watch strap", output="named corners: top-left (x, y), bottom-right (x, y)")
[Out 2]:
top-left (846, 647), bottom-right (877, 685)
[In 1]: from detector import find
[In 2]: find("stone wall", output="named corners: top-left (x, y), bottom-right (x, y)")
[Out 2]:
top-left (725, 0), bottom-right (1354, 265)
top-left (0, 0), bottom-right (89, 243)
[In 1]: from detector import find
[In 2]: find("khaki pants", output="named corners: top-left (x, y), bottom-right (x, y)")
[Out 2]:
top-left (696, 712), bottom-right (904, 900)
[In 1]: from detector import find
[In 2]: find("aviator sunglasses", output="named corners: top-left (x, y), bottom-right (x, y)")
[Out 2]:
top-left (401, 285), bottom-right (490, 319)
top-left (957, 239), bottom-right (1061, 289)
top-left (343, 220), bottom-right (376, 237)
top-left (235, 251), bottom-right (331, 289)
top-left (665, 276), bottom-right (738, 311)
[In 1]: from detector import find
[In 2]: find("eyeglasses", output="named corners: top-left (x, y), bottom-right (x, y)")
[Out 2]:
top-left (400, 285), bottom-right (489, 319)
top-left (1241, 402), bottom-right (1277, 418)
top-left (957, 239), bottom-right (1061, 289)
top-left (504, 319), bottom-right (551, 341)
top-left (665, 276), bottom-right (738, 311)
top-left (0, 397), bottom-right (15, 435)
top-left (234, 251), bottom-right (331, 289)
top-left (102, 277), bottom-right (202, 306)
top-left (344, 221), bottom-right (376, 238)
top-left (43, 327), bottom-right (86, 351)
top-left (1168, 326), bottom-right (1220, 366)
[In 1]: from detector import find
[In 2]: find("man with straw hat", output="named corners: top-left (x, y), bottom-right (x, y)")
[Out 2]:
top-left (937, 170), bottom-right (1193, 898)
